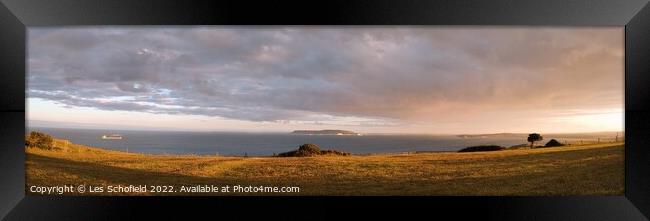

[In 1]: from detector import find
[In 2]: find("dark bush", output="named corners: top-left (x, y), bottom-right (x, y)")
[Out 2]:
top-left (298, 144), bottom-right (321, 154)
top-left (277, 150), bottom-right (299, 157)
top-left (277, 144), bottom-right (351, 157)
top-left (544, 139), bottom-right (565, 147)
top-left (320, 150), bottom-right (351, 156)
top-left (458, 145), bottom-right (505, 153)
top-left (278, 143), bottom-right (321, 157)
top-left (26, 131), bottom-right (54, 150)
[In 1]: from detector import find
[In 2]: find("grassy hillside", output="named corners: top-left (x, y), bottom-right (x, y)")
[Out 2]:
top-left (26, 140), bottom-right (624, 196)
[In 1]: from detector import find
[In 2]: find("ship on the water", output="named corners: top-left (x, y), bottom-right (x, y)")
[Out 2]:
top-left (101, 134), bottom-right (123, 140)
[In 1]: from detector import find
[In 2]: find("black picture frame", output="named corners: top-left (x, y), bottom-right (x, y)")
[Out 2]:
top-left (1, 0), bottom-right (649, 220)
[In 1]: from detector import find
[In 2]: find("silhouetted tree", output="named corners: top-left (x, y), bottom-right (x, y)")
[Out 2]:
top-left (527, 133), bottom-right (543, 148)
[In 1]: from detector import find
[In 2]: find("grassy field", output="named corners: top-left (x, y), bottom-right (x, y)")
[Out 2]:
top-left (26, 141), bottom-right (624, 196)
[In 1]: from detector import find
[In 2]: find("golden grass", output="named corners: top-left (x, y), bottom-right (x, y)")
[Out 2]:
top-left (26, 141), bottom-right (624, 196)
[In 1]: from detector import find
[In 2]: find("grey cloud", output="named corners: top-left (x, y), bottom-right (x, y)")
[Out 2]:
top-left (28, 27), bottom-right (623, 123)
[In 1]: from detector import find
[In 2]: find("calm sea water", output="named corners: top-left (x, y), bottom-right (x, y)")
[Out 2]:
top-left (27, 127), bottom-right (616, 156)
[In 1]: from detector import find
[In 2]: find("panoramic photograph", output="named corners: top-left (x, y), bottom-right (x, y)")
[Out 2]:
top-left (25, 27), bottom-right (624, 196)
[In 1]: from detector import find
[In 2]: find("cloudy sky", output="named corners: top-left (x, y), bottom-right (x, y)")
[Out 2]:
top-left (27, 27), bottom-right (624, 134)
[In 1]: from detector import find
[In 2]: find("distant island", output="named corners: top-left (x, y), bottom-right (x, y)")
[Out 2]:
top-left (291, 130), bottom-right (361, 136)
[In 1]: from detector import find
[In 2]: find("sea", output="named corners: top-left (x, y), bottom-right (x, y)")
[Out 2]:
top-left (26, 127), bottom-right (621, 156)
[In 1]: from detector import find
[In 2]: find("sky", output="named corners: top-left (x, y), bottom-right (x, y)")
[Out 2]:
top-left (27, 27), bottom-right (624, 134)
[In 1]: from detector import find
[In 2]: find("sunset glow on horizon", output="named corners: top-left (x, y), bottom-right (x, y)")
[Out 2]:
top-left (27, 27), bottom-right (624, 134)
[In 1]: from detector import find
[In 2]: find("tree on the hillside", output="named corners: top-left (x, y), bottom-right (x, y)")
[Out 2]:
top-left (527, 133), bottom-right (543, 148)
top-left (26, 131), bottom-right (54, 150)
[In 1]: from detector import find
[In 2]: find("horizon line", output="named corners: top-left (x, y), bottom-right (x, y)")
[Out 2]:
top-left (26, 124), bottom-right (625, 136)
